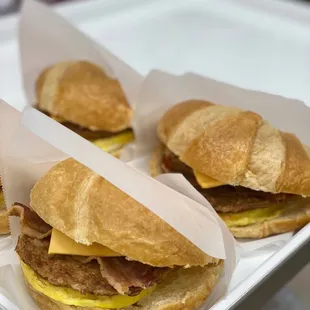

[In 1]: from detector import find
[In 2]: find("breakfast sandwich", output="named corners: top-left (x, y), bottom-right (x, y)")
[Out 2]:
top-left (7, 158), bottom-right (223, 309)
top-left (35, 61), bottom-right (134, 157)
top-left (150, 100), bottom-right (310, 239)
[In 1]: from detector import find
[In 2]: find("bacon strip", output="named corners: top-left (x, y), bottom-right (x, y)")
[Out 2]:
top-left (74, 256), bottom-right (170, 295)
top-left (98, 257), bottom-right (169, 295)
top-left (7, 203), bottom-right (52, 239)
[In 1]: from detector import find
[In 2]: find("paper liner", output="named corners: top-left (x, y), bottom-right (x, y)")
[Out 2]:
top-left (0, 100), bottom-right (236, 309)
top-left (0, 103), bottom-right (22, 187)
top-left (0, 236), bottom-right (13, 253)
top-left (128, 157), bottom-right (237, 307)
top-left (0, 102), bottom-right (23, 248)
top-left (20, 0), bottom-right (143, 108)
top-left (0, 264), bottom-right (37, 310)
top-left (123, 69), bottom-right (310, 254)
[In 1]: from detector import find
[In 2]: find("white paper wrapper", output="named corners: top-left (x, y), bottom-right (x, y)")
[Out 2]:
top-left (128, 156), bottom-right (238, 307)
top-left (236, 232), bottom-right (294, 257)
top-left (0, 100), bottom-right (236, 309)
top-left (0, 103), bottom-right (22, 186)
top-left (123, 69), bottom-right (310, 255)
top-left (20, 0), bottom-right (143, 108)
top-left (0, 264), bottom-right (38, 310)
top-left (0, 102), bottom-right (22, 254)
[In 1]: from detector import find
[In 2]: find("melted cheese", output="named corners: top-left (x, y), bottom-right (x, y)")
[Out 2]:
top-left (194, 171), bottom-right (224, 189)
top-left (21, 261), bottom-right (155, 308)
top-left (219, 204), bottom-right (286, 227)
top-left (92, 131), bottom-right (134, 154)
top-left (48, 229), bottom-right (122, 257)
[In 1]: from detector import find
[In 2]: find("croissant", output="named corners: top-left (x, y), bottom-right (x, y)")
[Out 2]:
top-left (152, 100), bottom-right (310, 238)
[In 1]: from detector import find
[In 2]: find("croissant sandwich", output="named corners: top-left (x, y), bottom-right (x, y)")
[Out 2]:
top-left (150, 100), bottom-right (310, 239)
top-left (36, 61), bottom-right (134, 157)
top-left (7, 158), bottom-right (222, 309)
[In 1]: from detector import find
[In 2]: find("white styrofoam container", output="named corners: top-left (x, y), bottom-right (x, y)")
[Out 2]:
top-left (0, 0), bottom-right (310, 309)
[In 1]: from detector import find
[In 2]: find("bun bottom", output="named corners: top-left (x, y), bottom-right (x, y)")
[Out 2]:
top-left (23, 262), bottom-right (223, 310)
top-left (230, 206), bottom-right (310, 239)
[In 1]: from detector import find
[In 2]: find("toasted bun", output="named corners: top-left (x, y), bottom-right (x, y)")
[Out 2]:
top-left (230, 204), bottom-right (310, 239)
top-left (30, 158), bottom-right (218, 267)
top-left (158, 100), bottom-right (310, 196)
top-left (149, 144), bottom-right (166, 177)
top-left (0, 212), bottom-right (9, 235)
top-left (36, 61), bottom-right (132, 132)
top-left (23, 261), bottom-right (223, 310)
top-left (0, 187), bottom-right (9, 234)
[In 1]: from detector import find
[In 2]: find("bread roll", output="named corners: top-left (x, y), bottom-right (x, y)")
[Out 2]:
top-left (158, 100), bottom-right (310, 196)
top-left (36, 61), bottom-right (132, 132)
top-left (0, 212), bottom-right (9, 235)
top-left (0, 182), bottom-right (9, 234)
top-left (30, 158), bottom-right (218, 268)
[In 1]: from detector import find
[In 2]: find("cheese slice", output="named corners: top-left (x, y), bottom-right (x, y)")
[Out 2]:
top-left (48, 229), bottom-right (122, 257)
top-left (194, 171), bottom-right (224, 189)
top-left (92, 131), bottom-right (134, 154)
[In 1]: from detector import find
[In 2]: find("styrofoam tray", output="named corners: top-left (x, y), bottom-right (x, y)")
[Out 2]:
top-left (1, 0), bottom-right (310, 309)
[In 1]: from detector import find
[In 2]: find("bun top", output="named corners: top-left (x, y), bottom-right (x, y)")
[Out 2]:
top-left (30, 158), bottom-right (217, 268)
top-left (158, 100), bottom-right (310, 196)
top-left (36, 61), bottom-right (132, 132)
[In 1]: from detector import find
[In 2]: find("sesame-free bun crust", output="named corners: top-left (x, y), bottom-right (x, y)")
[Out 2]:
top-left (23, 261), bottom-right (223, 310)
top-left (36, 61), bottom-right (132, 132)
top-left (230, 204), bottom-right (310, 239)
top-left (0, 212), bottom-right (9, 235)
top-left (149, 144), bottom-right (166, 177)
top-left (30, 158), bottom-right (218, 268)
top-left (0, 187), bottom-right (9, 234)
top-left (157, 100), bottom-right (310, 196)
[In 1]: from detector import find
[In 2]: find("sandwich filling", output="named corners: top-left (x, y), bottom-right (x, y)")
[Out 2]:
top-left (161, 146), bottom-right (310, 227)
top-left (37, 108), bottom-right (134, 155)
top-left (21, 261), bottom-right (155, 308)
top-left (9, 203), bottom-right (170, 308)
